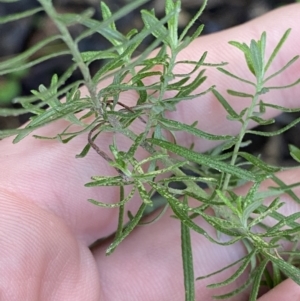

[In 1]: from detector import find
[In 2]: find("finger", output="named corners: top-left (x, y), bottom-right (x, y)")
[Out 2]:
top-left (92, 205), bottom-right (249, 301)
top-left (92, 168), bottom-right (300, 301)
top-left (0, 4), bottom-right (300, 246)
top-left (257, 279), bottom-right (300, 301)
top-left (0, 192), bottom-right (102, 300)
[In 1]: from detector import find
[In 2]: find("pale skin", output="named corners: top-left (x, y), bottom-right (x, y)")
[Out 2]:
top-left (1, 4), bottom-right (300, 301)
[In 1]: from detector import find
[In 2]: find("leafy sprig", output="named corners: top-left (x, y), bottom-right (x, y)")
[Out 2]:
top-left (1, 0), bottom-right (300, 300)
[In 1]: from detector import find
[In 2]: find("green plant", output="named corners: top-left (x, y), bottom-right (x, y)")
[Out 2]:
top-left (1, 0), bottom-right (300, 300)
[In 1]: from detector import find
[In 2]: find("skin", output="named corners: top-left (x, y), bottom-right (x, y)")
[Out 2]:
top-left (1, 3), bottom-right (300, 300)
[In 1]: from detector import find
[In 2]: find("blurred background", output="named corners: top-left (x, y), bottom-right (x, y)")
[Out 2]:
top-left (0, 0), bottom-right (299, 166)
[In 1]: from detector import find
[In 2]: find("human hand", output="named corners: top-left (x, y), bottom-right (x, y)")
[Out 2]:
top-left (1, 3), bottom-right (300, 300)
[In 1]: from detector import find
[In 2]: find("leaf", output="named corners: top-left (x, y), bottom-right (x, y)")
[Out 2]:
top-left (81, 50), bottom-right (118, 62)
top-left (106, 203), bottom-right (147, 255)
top-left (195, 209), bottom-right (243, 237)
top-left (264, 28), bottom-right (291, 73)
top-left (212, 89), bottom-right (240, 120)
top-left (141, 9), bottom-right (170, 45)
top-left (197, 255), bottom-right (247, 280)
top-left (0, 7), bottom-right (43, 24)
top-left (13, 100), bottom-right (90, 143)
top-left (134, 161), bottom-right (187, 180)
top-left (227, 90), bottom-right (253, 98)
top-left (165, 0), bottom-right (180, 48)
top-left (0, 51), bottom-right (71, 76)
top-left (264, 55), bottom-right (299, 83)
top-left (158, 117), bottom-right (234, 141)
top-left (263, 251), bottom-right (300, 285)
top-left (247, 116), bottom-right (300, 137)
top-left (248, 258), bottom-right (269, 301)
top-left (250, 116), bottom-right (275, 125)
top-left (238, 152), bottom-right (281, 173)
top-left (85, 176), bottom-right (133, 187)
top-left (248, 198), bottom-right (284, 228)
top-left (179, 0), bottom-right (207, 42)
top-left (181, 196), bottom-right (195, 301)
top-left (208, 250), bottom-right (256, 288)
top-left (176, 69), bottom-right (207, 98)
top-left (289, 144), bottom-right (300, 163)
top-left (135, 181), bottom-right (152, 205)
top-left (217, 67), bottom-right (255, 86)
top-left (213, 270), bottom-right (255, 299)
top-left (149, 138), bottom-right (260, 182)
top-left (88, 186), bottom-right (136, 208)
top-left (260, 102), bottom-right (300, 113)
top-left (229, 41), bottom-right (255, 76)
top-left (265, 78), bottom-right (300, 90)
top-left (151, 182), bottom-right (241, 246)
top-left (0, 35), bottom-right (61, 71)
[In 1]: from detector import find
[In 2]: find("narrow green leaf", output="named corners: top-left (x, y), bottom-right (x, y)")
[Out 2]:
top-left (248, 198), bottom-right (283, 228)
top-left (85, 175), bottom-right (133, 187)
top-left (250, 116), bottom-right (275, 125)
top-left (165, 0), bottom-right (180, 48)
top-left (149, 138), bottom-right (260, 182)
top-left (135, 181), bottom-right (152, 205)
top-left (159, 117), bottom-right (234, 141)
top-left (194, 209), bottom-right (242, 237)
top-left (181, 196), bottom-right (195, 301)
top-left (100, 2), bottom-right (114, 26)
top-left (115, 186), bottom-right (125, 239)
top-left (81, 50), bottom-right (118, 62)
top-left (88, 186), bottom-right (136, 208)
top-left (227, 90), bottom-right (253, 98)
top-left (136, 79), bottom-right (148, 104)
top-left (249, 39), bottom-right (263, 78)
top-left (208, 250), bottom-right (256, 288)
top-left (141, 10), bottom-right (170, 45)
top-left (265, 78), bottom-right (300, 90)
top-left (197, 255), bottom-right (247, 280)
top-left (167, 77), bottom-right (190, 90)
top-left (212, 89), bottom-right (240, 119)
top-left (247, 116), bottom-right (300, 137)
top-left (248, 258), bottom-right (269, 301)
top-left (13, 100), bottom-right (90, 143)
top-left (0, 7), bottom-right (43, 24)
top-left (241, 199), bottom-right (264, 228)
top-left (0, 51), bottom-right (71, 76)
top-left (134, 161), bottom-right (187, 180)
top-left (106, 203), bottom-right (147, 255)
top-left (238, 152), bottom-right (281, 173)
top-left (229, 41), bottom-right (255, 76)
top-left (264, 55), bottom-right (299, 83)
top-left (213, 270), bottom-right (254, 299)
top-left (263, 251), bottom-right (300, 285)
top-left (176, 69), bottom-right (207, 98)
top-left (260, 102), bottom-right (300, 113)
top-left (264, 28), bottom-right (291, 72)
top-left (289, 144), bottom-right (300, 163)
top-left (217, 67), bottom-right (255, 86)
top-left (0, 35), bottom-right (61, 71)
top-left (179, 0), bottom-right (207, 42)
top-left (151, 182), bottom-right (241, 246)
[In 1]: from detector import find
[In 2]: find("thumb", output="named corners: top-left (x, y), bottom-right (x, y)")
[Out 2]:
top-left (257, 279), bottom-right (300, 301)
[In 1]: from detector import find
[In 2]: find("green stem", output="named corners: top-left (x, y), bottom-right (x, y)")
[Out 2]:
top-left (222, 82), bottom-right (263, 191)
top-left (38, 0), bottom-right (99, 110)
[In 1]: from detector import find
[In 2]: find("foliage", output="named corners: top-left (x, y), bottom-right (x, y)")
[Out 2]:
top-left (1, 0), bottom-right (300, 300)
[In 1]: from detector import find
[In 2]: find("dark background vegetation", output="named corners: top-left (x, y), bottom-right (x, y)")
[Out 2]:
top-left (0, 0), bottom-right (299, 165)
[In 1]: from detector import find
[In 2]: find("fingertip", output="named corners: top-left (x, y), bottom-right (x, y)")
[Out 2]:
top-left (257, 279), bottom-right (300, 301)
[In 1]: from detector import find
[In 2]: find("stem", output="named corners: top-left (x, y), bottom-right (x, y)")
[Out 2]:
top-left (222, 82), bottom-right (263, 191)
top-left (38, 1), bottom-right (99, 111)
